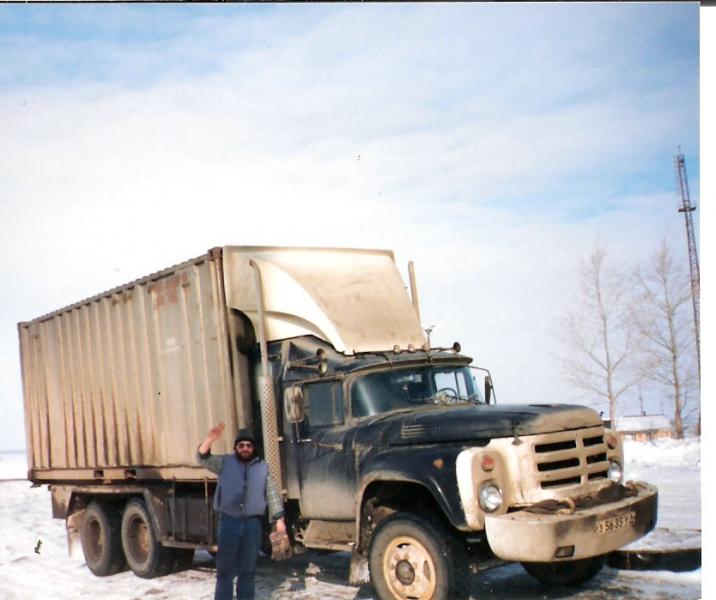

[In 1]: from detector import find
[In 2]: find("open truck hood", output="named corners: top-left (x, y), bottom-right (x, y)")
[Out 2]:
top-left (222, 246), bottom-right (426, 354)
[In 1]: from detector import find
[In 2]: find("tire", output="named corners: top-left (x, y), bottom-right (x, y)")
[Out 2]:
top-left (368, 512), bottom-right (469, 600)
top-left (80, 501), bottom-right (126, 576)
top-left (522, 555), bottom-right (605, 587)
top-left (120, 498), bottom-right (174, 578)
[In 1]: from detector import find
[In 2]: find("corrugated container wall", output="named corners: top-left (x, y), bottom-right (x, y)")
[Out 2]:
top-left (19, 251), bottom-right (242, 481)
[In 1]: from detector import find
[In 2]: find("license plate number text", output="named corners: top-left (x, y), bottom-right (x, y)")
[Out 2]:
top-left (595, 511), bottom-right (636, 535)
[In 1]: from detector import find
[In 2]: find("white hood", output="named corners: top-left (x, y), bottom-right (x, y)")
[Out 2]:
top-left (222, 246), bottom-right (427, 354)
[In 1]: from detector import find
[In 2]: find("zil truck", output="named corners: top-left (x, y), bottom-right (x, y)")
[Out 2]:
top-left (19, 246), bottom-right (657, 599)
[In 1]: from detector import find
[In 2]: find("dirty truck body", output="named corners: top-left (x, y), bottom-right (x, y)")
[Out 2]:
top-left (19, 246), bottom-right (657, 598)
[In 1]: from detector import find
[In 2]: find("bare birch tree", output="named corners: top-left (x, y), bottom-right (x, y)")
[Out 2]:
top-left (561, 244), bottom-right (639, 424)
top-left (630, 241), bottom-right (697, 438)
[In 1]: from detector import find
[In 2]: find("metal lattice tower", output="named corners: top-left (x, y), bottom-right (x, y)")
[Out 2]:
top-left (673, 150), bottom-right (700, 382)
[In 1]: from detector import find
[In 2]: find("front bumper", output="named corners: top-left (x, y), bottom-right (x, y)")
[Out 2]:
top-left (484, 482), bottom-right (658, 562)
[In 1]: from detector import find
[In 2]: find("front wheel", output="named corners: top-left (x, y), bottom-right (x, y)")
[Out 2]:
top-left (368, 513), bottom-right (468, 600)
top-left (522, 555), bottom-right (605, 587)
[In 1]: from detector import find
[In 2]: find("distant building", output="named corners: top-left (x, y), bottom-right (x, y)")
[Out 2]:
top-left (615, 415), bottom-right (673, 441)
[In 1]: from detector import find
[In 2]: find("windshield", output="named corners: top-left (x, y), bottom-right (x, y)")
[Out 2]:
top-left (351, 366), bottom-right (482, 418)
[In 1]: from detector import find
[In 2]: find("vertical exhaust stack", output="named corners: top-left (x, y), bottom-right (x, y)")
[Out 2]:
top-left (408, 261), bottom-right (421, 323)
top-left (249, 260), bottom-right (284, 493)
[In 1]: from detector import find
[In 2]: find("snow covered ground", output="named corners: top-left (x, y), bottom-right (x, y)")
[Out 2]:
top-left (0, 439), bottom-right (702, 599)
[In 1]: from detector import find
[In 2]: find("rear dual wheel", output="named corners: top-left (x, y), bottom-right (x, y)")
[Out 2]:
top-left (79, 498), bottom-right (194, 578)
top-left (80, 502), bottom-right (127, 576)
top-left (121, 498), bottom-right (181, 578)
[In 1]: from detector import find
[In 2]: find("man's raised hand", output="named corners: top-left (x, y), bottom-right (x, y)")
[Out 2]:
top-left (199, 422), bottom-right (226, 454)
top-left (207, 422), bottom-right (225, 442)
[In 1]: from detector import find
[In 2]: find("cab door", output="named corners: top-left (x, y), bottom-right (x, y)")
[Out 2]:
top-left (290, 379), bottom-right (355, 519)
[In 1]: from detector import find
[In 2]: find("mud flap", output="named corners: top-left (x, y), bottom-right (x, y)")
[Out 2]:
top-left (349, 548), bottom-right (370, 585)
top-left (66, 509), bottom-right (85, 558)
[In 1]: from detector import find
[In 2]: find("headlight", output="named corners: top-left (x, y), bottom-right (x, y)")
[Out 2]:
top-left (478, 482), bottom-right (503, 512)
top-left (608, 459), bottom-right (623, 483)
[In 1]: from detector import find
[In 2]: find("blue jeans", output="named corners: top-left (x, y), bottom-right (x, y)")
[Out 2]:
top-left (214, 515), bottom-right (263, 600)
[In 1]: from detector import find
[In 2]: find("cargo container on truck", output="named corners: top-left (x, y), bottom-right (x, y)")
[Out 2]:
top-left (19, 246), bottom-right (658, 599)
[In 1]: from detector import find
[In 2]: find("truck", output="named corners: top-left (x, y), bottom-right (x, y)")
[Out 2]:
top-left (19, 246), bottom-right (658, 599)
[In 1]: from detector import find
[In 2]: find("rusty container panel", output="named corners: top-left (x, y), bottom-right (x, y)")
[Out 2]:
top-left (19, 250), bottom-right (244, 481)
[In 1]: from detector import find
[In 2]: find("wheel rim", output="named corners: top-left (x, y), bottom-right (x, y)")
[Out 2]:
top-left (126, 513), bottom-right (151, 564)
top-left (85, 517), bottom-right (104, 563)
top-left (382, 535), bottom-right (437, 599)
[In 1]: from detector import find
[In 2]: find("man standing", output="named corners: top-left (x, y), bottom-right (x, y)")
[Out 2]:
top-left (198, 422), bottom-right (286, 600)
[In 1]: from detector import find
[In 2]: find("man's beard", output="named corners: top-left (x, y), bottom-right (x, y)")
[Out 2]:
top-left (236, 449), bottom-right (254, 462)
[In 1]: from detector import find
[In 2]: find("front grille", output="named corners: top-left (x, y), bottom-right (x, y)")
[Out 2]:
top-left (537, 457), bottom-right (580, 472)
top-left (542, 475), bottom-right (581, 489)
top-left (534, 429), bottom-right (609, 490)
top-left (583, 435), bottom-right (603, 447)
top-left (586, 452), bottom-right (607, 464)
top-left (535, 440), bottom-right (576, 453)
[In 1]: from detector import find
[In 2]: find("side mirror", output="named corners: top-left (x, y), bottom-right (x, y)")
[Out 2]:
top-left (284, 385), bottom-right (305, 423)
top-left (469, 365), bottom-right (496, 404)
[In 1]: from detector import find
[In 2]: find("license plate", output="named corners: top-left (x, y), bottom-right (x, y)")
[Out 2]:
top-left (595, 511), bottom-right (636, 535)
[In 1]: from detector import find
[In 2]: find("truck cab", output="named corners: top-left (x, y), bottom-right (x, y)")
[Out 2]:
top-left (277, 338), bottom-right (481, 522)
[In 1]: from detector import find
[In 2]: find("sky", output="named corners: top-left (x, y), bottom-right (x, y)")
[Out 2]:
top-left (0, 3), bottom-right (702, 451)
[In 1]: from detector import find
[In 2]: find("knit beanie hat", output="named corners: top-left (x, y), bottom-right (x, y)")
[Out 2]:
top-left (234, 428), bottom-right (256, 445)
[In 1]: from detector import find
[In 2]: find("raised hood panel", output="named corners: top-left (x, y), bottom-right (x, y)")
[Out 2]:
top-left (360, 404), bottom-right (603, 446)
top-left (222, 246), bottom-right (426, 354)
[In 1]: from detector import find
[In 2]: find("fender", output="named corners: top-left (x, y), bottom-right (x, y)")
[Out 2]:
top-left (354, 444), bottom-right (469, 546)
